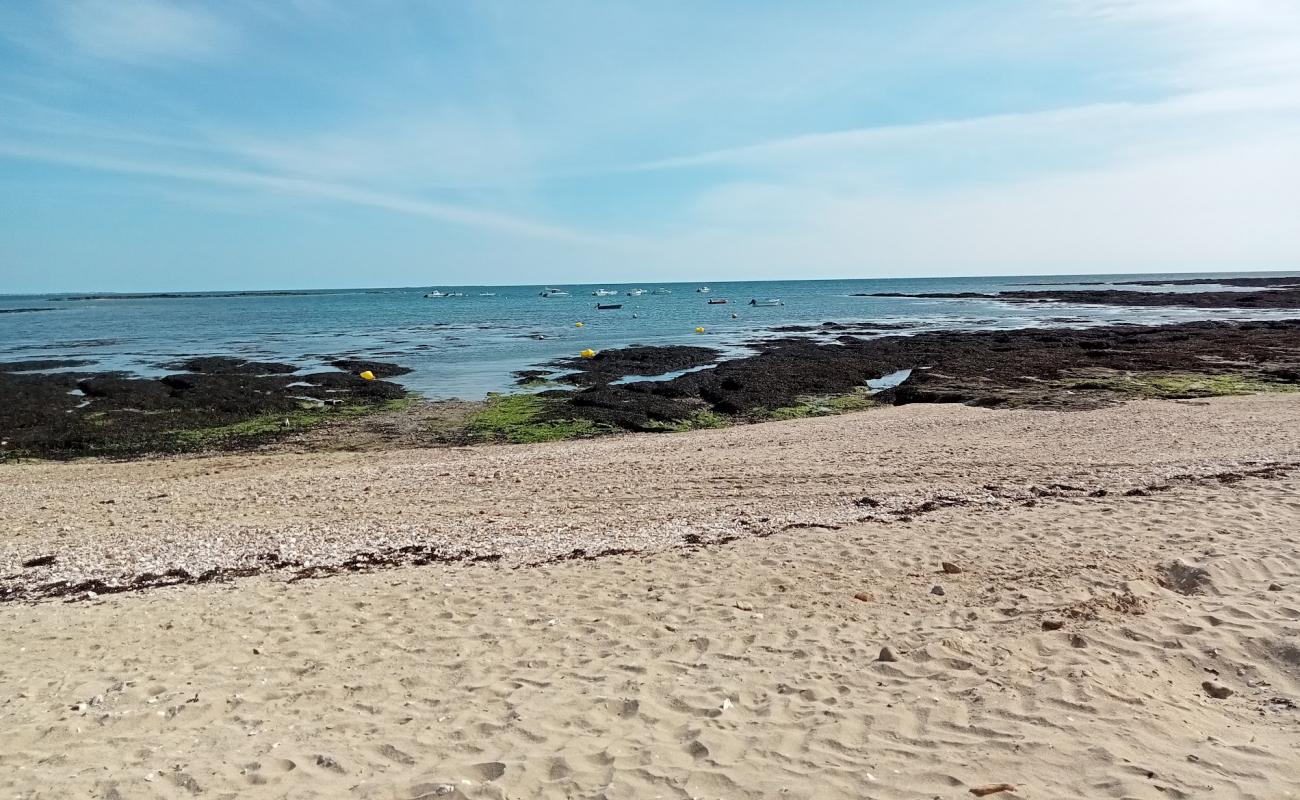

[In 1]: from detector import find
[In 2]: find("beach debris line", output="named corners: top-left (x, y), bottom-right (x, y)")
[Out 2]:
top-left (969, 784), bottom-right (1017, 797)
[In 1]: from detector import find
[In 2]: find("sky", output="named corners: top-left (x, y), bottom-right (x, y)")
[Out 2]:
top-left (2, 0), bottom-right (1300, 292)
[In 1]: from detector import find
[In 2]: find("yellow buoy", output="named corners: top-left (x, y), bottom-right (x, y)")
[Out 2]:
top-left (580, 348), bottom-right (596, 359)
top-left (359, 370), bottom-right (375, 381)
top-left (575, 321), bottom-right (584, 328)
top-left (695, 327), bottom-right (705, 334)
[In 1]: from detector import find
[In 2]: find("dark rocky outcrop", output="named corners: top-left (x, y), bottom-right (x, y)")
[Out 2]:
top-left (535, 320), bottom-right (1300, 428)
top-left (328, 359), bottom-right (413, 378)
top-left (163, 356), bottom-right (298, 374)
top-left (1, 356), bottom-right (409, 460)
top-left (548, 345), bottom-right (720, 387)
top-left (860, 281), bottom-right (1300, 310)
top-left (0, 359), bottom-right (93, 371)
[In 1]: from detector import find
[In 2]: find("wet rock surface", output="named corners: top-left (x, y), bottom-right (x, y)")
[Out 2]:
top-left (328, 358), bottom-right (413, 378)
top-left (547, 345), bottom-right (720, 387)
top-left (1, 355), bottom-right (408, 460)
top-left (162, 356), bottom-right (298, 375)
top-left (0, 359), bottom-right (93, 371)
top-left (1114, 276), bottom-right (1300, 288)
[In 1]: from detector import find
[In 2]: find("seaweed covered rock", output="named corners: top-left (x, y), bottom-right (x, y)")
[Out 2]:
top-left (1, 357), bottom-right (410, 460)
top-left (550, 345), bottom-right (719, 387)
top-left (329, 359), bottom-right (413, 378)
top-left (164, 356), bottom-right (298, 374)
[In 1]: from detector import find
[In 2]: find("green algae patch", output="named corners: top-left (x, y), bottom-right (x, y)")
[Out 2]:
top-left (643, 409), bottom-right (731, 433)
top-left (1064, 372), bottom-right (1300, 400)
top-left (760, 388), bottom-right (875, 421)
top-left (466, 393), bottom-right (607, 444)
top-left (167, 398), bottom-right (413, 448)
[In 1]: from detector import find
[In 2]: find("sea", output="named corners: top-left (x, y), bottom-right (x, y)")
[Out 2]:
top-left (2, 272), bottom-right (1295, 399)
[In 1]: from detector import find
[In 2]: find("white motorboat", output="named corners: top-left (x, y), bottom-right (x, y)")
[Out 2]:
top-left (626, 288), bottom-right (645, 296)
top-left (539, 288), bottom-right (570, 298)
top-left (425, 290), bottom-right (449, 298)
top-left (651, 287), bottom-right (672, 295)
top-left (592, 288), bottom-right (618, 296)
top-left (748, 298), bottom-right (784, 306)
top-left (696, 286), bottom-right (711, 293)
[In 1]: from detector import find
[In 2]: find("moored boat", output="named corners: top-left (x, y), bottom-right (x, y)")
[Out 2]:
top-left (748, 298), bottom-right (784, 306)
top-left (539, 288), bottom-right (570, 298)
top-left (596, 302), bottom-right (623, 310)
top-left (696, 286), bottom-right (711, 293)
top-left (707, 298), bottom-right (729, 304)
top-left (626, 288), bottom-right (645, 296)
top-left (592, 289), bottom-right (618, 296)
top-left (652, 287), bottom-right (672, 295)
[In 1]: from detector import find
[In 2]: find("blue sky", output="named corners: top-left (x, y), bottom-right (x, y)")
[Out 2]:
top-left (2, 0), bottom-right (1299, 292)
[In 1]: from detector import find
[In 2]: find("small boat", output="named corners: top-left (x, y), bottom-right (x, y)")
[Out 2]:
top-left (707, 298), bottom-right (729, 305)
top-left (479, 292), bottom-right (496, 297)
top-left (696, 286), bottom-right (711, 293)
top-left (592, 289), bottom-right (618, 296)
top-left (446, 292), bottom-right (466, 297)
top-left (425, 290), bottom-right (448, 298)
top-left (596, 302), bottom-right (623, 310)
top-left (748, 298), bottom-right (784, 306)
top-left (626, 288), bottom-right (645, 296)
top-left (652, 287), bottom-right (672, 295)
top-left (539, 288), bottom-right (570, 298)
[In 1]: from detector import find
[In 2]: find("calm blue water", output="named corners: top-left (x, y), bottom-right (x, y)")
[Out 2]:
top-left (2, 272), bottom-right (1296, 399)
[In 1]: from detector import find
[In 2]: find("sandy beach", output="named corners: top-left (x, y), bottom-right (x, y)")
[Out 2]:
top-left (2, 395), bottom-right (1299, 798)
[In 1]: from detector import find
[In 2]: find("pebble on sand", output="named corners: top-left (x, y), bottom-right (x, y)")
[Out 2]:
top-left (1041, 619), bottom-right (1064, 631)
top-left (941, 561), bottom-right (963, 574)
top-left (1202, 681), bottom-right (1233, 700)
top-left (877, 647), bottom-right (898, 662)
top-left (930, 585), bottom-right (946, 596)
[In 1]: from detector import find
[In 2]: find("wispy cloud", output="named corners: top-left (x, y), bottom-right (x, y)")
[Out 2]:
top-left (54, 0), bottom-right (233, 65)
top-left (1066, 0), bottom-right (1300, 89)
top-left (624, 86), bottom-right (1300, 175)
top-left (0, 140), bottom-right (603, 244)
top-left (3, 1), bottom-right (1299, 290)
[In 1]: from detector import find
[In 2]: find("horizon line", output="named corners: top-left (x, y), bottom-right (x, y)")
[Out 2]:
top-left (4, 267), bottom-right (1300, 298)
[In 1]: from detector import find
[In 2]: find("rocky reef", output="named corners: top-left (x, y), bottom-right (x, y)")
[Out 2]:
top-left (529, 320), bottom-right (1300, 430)
top-left (860, 276), bottom-right (1300, 310)
top-left (1, 356), bottom-right (407, 460)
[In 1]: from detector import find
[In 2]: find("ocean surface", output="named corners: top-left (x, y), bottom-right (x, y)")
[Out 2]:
top-left (3, 272), bottom-right (1296, 399)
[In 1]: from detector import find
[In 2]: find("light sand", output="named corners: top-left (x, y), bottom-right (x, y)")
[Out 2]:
top-left (4, 395), bottom-right (1300, 591)
top-left (2, 396), bottom-right (1299, 798)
